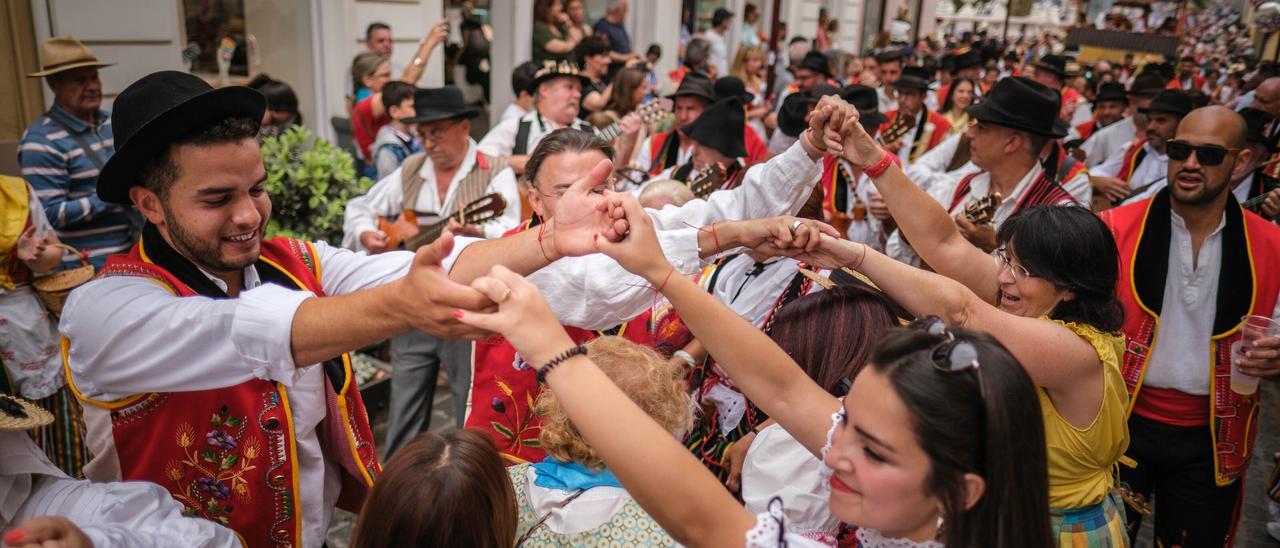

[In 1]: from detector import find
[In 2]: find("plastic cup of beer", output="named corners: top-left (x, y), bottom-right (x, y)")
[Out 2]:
top-left (1230, 315), bottom-right (1280, 395)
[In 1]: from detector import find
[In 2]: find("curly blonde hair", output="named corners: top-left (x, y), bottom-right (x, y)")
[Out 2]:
top-left (536, 336), bottom-right (693, 470)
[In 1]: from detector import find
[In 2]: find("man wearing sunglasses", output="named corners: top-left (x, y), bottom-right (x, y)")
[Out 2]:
top-left (1101, 106), bottom-right (1280, 546)
top-left (1092, 89), bottom-right (1192, 208)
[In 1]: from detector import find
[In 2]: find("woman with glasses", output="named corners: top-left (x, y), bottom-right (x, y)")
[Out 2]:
top-left (811, 101), bottom-right (1130, 546)
top-left (453, 207), bottom-right (1053, 547)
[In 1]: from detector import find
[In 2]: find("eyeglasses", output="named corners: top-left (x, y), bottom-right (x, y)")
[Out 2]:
top-left (418, 120), bottom-right (460, 142)
top-left (992, 246), bottom-right (1035, 282)
top-left (909, 316), bottom-right (986, 398)
top-left (1165, 140), bottom-right (1241, 166)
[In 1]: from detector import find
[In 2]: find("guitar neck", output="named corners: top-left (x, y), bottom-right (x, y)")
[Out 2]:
top-left (1241, 193), bottom-right (1268, 211)
top-left (598, 122), bottom-right (622, 141)
top-left (403, 216), bottom-right (453, 250)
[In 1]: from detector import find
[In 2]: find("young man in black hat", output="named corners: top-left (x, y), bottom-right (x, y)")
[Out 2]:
top-left (1068, 82), bottom-right (1128, 143)
top-left (654, 97), bottom-right (748, 188)
top-left (880, 66), bottom-right (952, 169)
top-left (343, 85), bottom-right (522, 458)
top-left (1079, 69), bottom-right (1168, 168)
top-left (58, 71), bottom-right (503, 547)
top-left (636, 72), bottom-right (715, 175)
top-left (1095, 89), bottom-right (1193, 207)
top-left (478, 60), bottom-right (597, 173)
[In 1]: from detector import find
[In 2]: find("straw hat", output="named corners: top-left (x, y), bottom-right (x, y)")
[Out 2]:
top-left (27, 36), bottom-right (114, 78)
top-left (0, 395), bottom-right (54, 432)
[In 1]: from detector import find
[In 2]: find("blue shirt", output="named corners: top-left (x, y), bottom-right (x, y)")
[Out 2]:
top-left (19, 105), bottom-right (135, 269)
top-left (592, 18), bottom-right (631, 54)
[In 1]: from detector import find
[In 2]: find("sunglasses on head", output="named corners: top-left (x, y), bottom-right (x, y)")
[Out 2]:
top-left (909, 316), bottom-right (986, 398)
top-left (1165, 140), bottom-right (1240, 166)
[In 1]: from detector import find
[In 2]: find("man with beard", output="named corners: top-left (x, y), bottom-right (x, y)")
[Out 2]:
top-left (342, 86), bottom-right (521, 458)
top-left (1092, 89), bottom-right (1192, 208)
top-left (1101, 106), bottom-right (1280, 547)
top-left (879, 66), bottom-right (952, 169)
top-left (19, 37), bottom-right (134, 269)
top-left (1079, 70), bottom-right (1167, 169)
top-left (479, 61), bottom-right (597, 173)
top-left (634, 73), bottom-right (715, 176)
top-left (56, 71), bottom-right (502, 547)
top-left (1068, 82), bottom-right (1127, 144)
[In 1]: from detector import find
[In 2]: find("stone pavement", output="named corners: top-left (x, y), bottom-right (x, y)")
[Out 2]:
top-left (327, 373), bottom-right (1280, 547)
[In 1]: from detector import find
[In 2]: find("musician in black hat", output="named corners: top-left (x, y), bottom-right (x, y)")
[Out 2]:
top-left (1079, 69), bottom-right (1169, 169)
top-left (713, 76), bottom-right (769, 166)
top-left (1094, 89), bottom-right (1193, 208)
top-left (879, 66), bottom-right (953, 168)
top-left (657, 97), bottom-right (749, 190)
top-left (478, 59), bottom-right (596, 172)
top-left (1031, 54), bottom-right (1083, 121)
top-left (59, 70), bottom-right (497, 547)
top-left (635, 72), bottom-right (715, 176)
top-left (343, 85), bottom-right (523, 458)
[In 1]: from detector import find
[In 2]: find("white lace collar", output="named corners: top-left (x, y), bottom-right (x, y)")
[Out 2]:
top-left (855, 527), bottom-right (945, 548)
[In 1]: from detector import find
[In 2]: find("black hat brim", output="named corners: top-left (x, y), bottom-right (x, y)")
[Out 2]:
top-left (528, 73), bottom-right (591, 94)
top-left (98, 86), bottom-right (266, 204)
top-left (667, 89), bottom-right (716, 102)
top-left (892, 77), bottom-right (930, 92)
top-left (966, 101), bottom-right (1067, 138)
top-left (402, 107), bottom-right (481, 125)
top-left (860, 111), bottom-right (889, 127)
top-left (1032, 63), bottom-right (1066, 78)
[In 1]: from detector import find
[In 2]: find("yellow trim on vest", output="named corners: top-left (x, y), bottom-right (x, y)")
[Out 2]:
top-left (276, 384), bottom-right (305, 543)
top-left (259, 255), bottom-right (309, 291)
top-left (333, 352), bottom-right (376, 486)
top-left (1123, 198), bottom-right (1161, 418)
top-left (1122, 142), bottom-right (1143, 184)
top-left (304, 241), bottom-right (322, 287)
top-left (60, 336), bottom-right (148, 410)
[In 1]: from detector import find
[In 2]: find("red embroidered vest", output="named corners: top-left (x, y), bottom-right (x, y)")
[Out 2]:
top-left (1074, 116), bottom-right (1097, 141)
top-left (465, 222), bottom-right (654, 464)
top-left (64, 236), bottom-right (380, 545)
top-left (1116, 139), bottom-right (1147, 185)
top-left (948, 168), bottom-right (1077, 214)
top-left (1102, 191), bottom-right (1280, 486)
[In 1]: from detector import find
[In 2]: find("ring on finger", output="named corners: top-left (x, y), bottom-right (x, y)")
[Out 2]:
top-left (790, 220), bottom-right (803, 234)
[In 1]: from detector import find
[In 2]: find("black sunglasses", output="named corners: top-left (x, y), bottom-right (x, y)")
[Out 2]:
top-left (1166, 140), bottom-right (1240, 166)
top-left (909, 316), bottom-right (986, 398)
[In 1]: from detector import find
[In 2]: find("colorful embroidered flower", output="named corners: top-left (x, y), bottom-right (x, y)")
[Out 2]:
top-left (197, 478), bottom-right (232, 499)
top-left (512, 354), bottom-right (531, 371)
top-left (490, 397), bottom-right (506, 413)
top-left (206, 429), bottom-right (237, 450)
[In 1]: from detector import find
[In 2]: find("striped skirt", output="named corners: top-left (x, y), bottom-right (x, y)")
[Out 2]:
top-left (2, 364), bottom-right (90, 478)
top-left (1050, 491), bottom-right (1129, 548)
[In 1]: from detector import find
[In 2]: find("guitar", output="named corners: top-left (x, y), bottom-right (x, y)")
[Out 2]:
top-left (596, 98), bottom-right (673, 142)
top-left (879, 111), bottom-right (917, 149)
top-left (377, 193), bottom-right (507, 251)
top-left (687, 164), bottom-right (727, 200)
top-left (1242, 191), bottom-right (1275, 214)
top-left (963, 193), bottom-right (1001, 225)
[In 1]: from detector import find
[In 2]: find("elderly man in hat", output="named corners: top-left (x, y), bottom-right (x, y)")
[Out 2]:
top-left (19, 37), bottom-right (134, 270)
top-left (879, 66), bottom-right (952, 169)
top-left (57, 70), bottom-right (511, 547)
top-left (343, 85), bottom-right (521, 458)
top-left (0, 395), bottom-right (239, 547)
top-left (887, 77), bottom-right (1081, 260)
top-left (478, 60), bottom-right (597, 173)
top-left (1094, 89), bottom-right (1193, 208)
top-left (635, 73), bottom-right (716, 176)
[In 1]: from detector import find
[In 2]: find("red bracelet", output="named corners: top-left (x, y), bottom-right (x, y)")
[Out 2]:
top-left (654, 267), bottom-right (675, 292)
top-left (537, 223), bottom-right (553, 262)
top-left (851, 243), bottom-right (869, 271)
top-left (863, 151), bottom-right (895, 179)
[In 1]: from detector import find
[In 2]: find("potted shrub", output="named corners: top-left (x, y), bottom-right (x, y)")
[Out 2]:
top-left (260, 125), bottom-right (372, 245)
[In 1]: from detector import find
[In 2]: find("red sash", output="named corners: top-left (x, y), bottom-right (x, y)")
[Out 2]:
top-left (1116, 139), bottom-right (1147, 185)
top-left (948, 168), bottom-right (1076, 214)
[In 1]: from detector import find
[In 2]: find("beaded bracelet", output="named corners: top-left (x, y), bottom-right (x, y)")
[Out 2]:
top-left (536, 345), bottom-right (589, 384)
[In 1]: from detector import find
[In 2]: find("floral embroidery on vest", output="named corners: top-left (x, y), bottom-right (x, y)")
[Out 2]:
top-left (488, 373), bottom-right (541, 455)
top-left (163, 404), bottom-right (262, 527)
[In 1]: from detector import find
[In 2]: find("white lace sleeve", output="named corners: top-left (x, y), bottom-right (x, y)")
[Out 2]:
top-left (744, 498), bottom-right (832, 548)
top-left (815, 406), bottom-right (844, 483)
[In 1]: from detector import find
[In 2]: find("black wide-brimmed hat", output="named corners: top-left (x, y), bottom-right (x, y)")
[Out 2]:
top-left (714, 76), bottom-right (755, 103)
top-left (892, 66), bottom-right (932, 92)
top-left (98, 71), bottom-right (265, 204)
top-left (682, 97), bottom-right (747, 158)
top-left (795, 51), bottom-right (832, 77)
top-left (1138, 89), bottom-right (1192, 117)
top-left (528, 59), bottom-right (591, 93)
top-left (1129, 70), bottom-right (1168, 97)
top-left (402, 86), bottom-right (480, 124)
top-left (1093, 82), bottom-right (1127, 104)
top-left (840, 84), bottom-right (888, 128)
top-left (955, 49), bottom-right (983, 71)
top-left (1240, 108), bottom-right (1278, 152)
top-left (965, 76), bottom-right (1067, 138)
top-left (777, 92), bottom-right (811, 138)
top-left (1033, 54), bottom-right (1068, 78)
top-left (666, 72), bottom-right (716, 102)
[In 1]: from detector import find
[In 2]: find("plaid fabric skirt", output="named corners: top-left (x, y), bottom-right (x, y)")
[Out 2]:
top-left (1050, 491), bottom-right (1129, 548)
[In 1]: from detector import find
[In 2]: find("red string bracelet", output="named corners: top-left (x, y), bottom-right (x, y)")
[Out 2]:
top-left (851, 243), bottom-right (869, 271)
top-left (863, 150), bottom-right (896, 180)
top-left (655, 267), bottom-right (675, 293)
top-left (536, 223), bottom-right (553, 262)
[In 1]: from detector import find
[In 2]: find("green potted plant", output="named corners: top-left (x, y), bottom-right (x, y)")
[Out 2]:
top-left (260, 125), bottom-right (372, 245)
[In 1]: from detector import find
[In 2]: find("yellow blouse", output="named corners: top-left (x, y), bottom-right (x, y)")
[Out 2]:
top-left (943, 111), bottom-right (969, 136)
top-left (1038, 320), bottom-right (1130, 509)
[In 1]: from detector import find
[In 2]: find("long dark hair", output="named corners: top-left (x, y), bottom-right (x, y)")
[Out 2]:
top-left (350, 429), bottom-right (518, 547)
top-left (871, 327), bottom-right (1052, 548)
top-left (769, 286), bottom-right (898, 397)
top-left (941, 77), bottom-right (976, 114)
top-left (604, 67), bottom-right (649, 115)
top-left (997, 206), bottom-right (1124, 332)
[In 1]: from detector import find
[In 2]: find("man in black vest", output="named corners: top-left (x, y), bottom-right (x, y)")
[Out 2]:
top-left (477, 60), bottom-right (596, 173)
